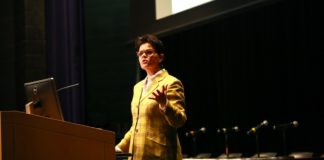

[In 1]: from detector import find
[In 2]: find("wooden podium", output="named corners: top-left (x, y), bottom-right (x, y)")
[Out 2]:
top-left (0, 111), bottom-right (115, 160)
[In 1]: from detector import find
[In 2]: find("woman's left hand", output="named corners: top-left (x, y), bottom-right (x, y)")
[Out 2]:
top-left (149, 84), bottom-right (168, 107)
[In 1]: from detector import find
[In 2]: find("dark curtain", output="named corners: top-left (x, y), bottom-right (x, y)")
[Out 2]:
top-left (45, 0), bottom-right (85, 124)
top-left (162, 0), bottom-right (322, 156)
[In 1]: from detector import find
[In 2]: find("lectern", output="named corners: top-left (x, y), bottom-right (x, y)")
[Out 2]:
top-left (0, 111), bottom-right (115, 160)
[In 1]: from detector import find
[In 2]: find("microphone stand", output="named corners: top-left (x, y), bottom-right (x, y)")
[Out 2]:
top-left (187, 127), bottom-right (207, 157)
top-left (192, 135), bottom-right (197, 157)
top-left (255, 131), bottom-right (260, 158)
top-left (248, 120), bottom-right (268, 158)
top-left (274, 122), bottom-right (299, 158)
top-left (282, 129), bottom-right (287, 157)
top-left (186, 131), bottom-right (198, 157)
top-left (219, 127), bottom-right (238, 158)
top-left (224, 133), bottom-right (229, 158)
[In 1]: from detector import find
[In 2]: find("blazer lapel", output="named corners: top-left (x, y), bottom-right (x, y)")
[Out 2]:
top-left (140, 80), bottom-right (159, 101)
top-left (140, 70), bottom-right (169, 101)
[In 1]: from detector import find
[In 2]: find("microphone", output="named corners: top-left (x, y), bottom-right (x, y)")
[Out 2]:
top-left (56, 83), bottom-right (79, 92)
top-left (185, 127), bottom-right (206, 137)
top-left (217, 126), bottom-right (239, 134)
top-left (28, 83), bottom-right (79, 109)
top-left (247, 120), bottom-right (269, 135)
top-left (273, 121), bottom-right (299, 130)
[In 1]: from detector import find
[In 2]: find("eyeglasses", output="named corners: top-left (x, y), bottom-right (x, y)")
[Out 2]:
top-left (136, 49), bottom-right (156, 57)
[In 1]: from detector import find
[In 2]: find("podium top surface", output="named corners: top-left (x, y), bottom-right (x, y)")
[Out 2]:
top-left (0, 111), bottom-right (115, 142)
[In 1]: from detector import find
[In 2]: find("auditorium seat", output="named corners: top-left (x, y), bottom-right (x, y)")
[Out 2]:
top-left (288, 152), bottom-right (313, 159)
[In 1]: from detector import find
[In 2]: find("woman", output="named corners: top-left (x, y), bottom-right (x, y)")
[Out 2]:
top-left (115, 34), bottom-right (187, 160)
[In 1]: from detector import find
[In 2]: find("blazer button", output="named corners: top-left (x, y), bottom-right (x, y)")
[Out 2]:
top-left (135, 129), bottom-right (138, 133)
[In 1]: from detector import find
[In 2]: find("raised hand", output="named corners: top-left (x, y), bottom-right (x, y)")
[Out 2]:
top-left (149, 84), bottom-right (168, 107)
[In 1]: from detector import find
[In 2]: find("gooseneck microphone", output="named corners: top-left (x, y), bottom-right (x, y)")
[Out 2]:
top-left (273, 120), bottom-right (299, 156)
top-left (186, 127), bottom-right (206, 157)
top-left (185, 127), bottom-right (206, 137)
top-left (56, 83), bottom-right (79, 92)
top-left (247, 120), bottom-right (269, 135)
top-left (247, 120), bottom-right (269, 158)
top-left (217, 126), bottom-right (239, 158)
top-left (273, 121), bottom-right (299, 130)
top-left (217, 126), bottom-right (239, 134)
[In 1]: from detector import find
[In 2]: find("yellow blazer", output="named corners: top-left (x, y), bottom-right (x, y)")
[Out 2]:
top-left (117, 70), bottom-right (187, 160)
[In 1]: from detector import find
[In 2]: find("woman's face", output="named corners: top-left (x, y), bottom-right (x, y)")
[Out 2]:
top-left (137, 43), bottom-right (164, 74)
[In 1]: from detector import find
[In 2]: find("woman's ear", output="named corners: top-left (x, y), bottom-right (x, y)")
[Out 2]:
top-left (159, 53), bottom-right (165, 63)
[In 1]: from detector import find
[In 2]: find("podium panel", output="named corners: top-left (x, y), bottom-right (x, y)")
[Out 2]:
top-left (0, 111), bottom-right (115, 160)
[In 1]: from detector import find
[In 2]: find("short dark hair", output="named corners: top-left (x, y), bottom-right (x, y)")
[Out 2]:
top-left (135, 34), bottom-right (165, 55)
